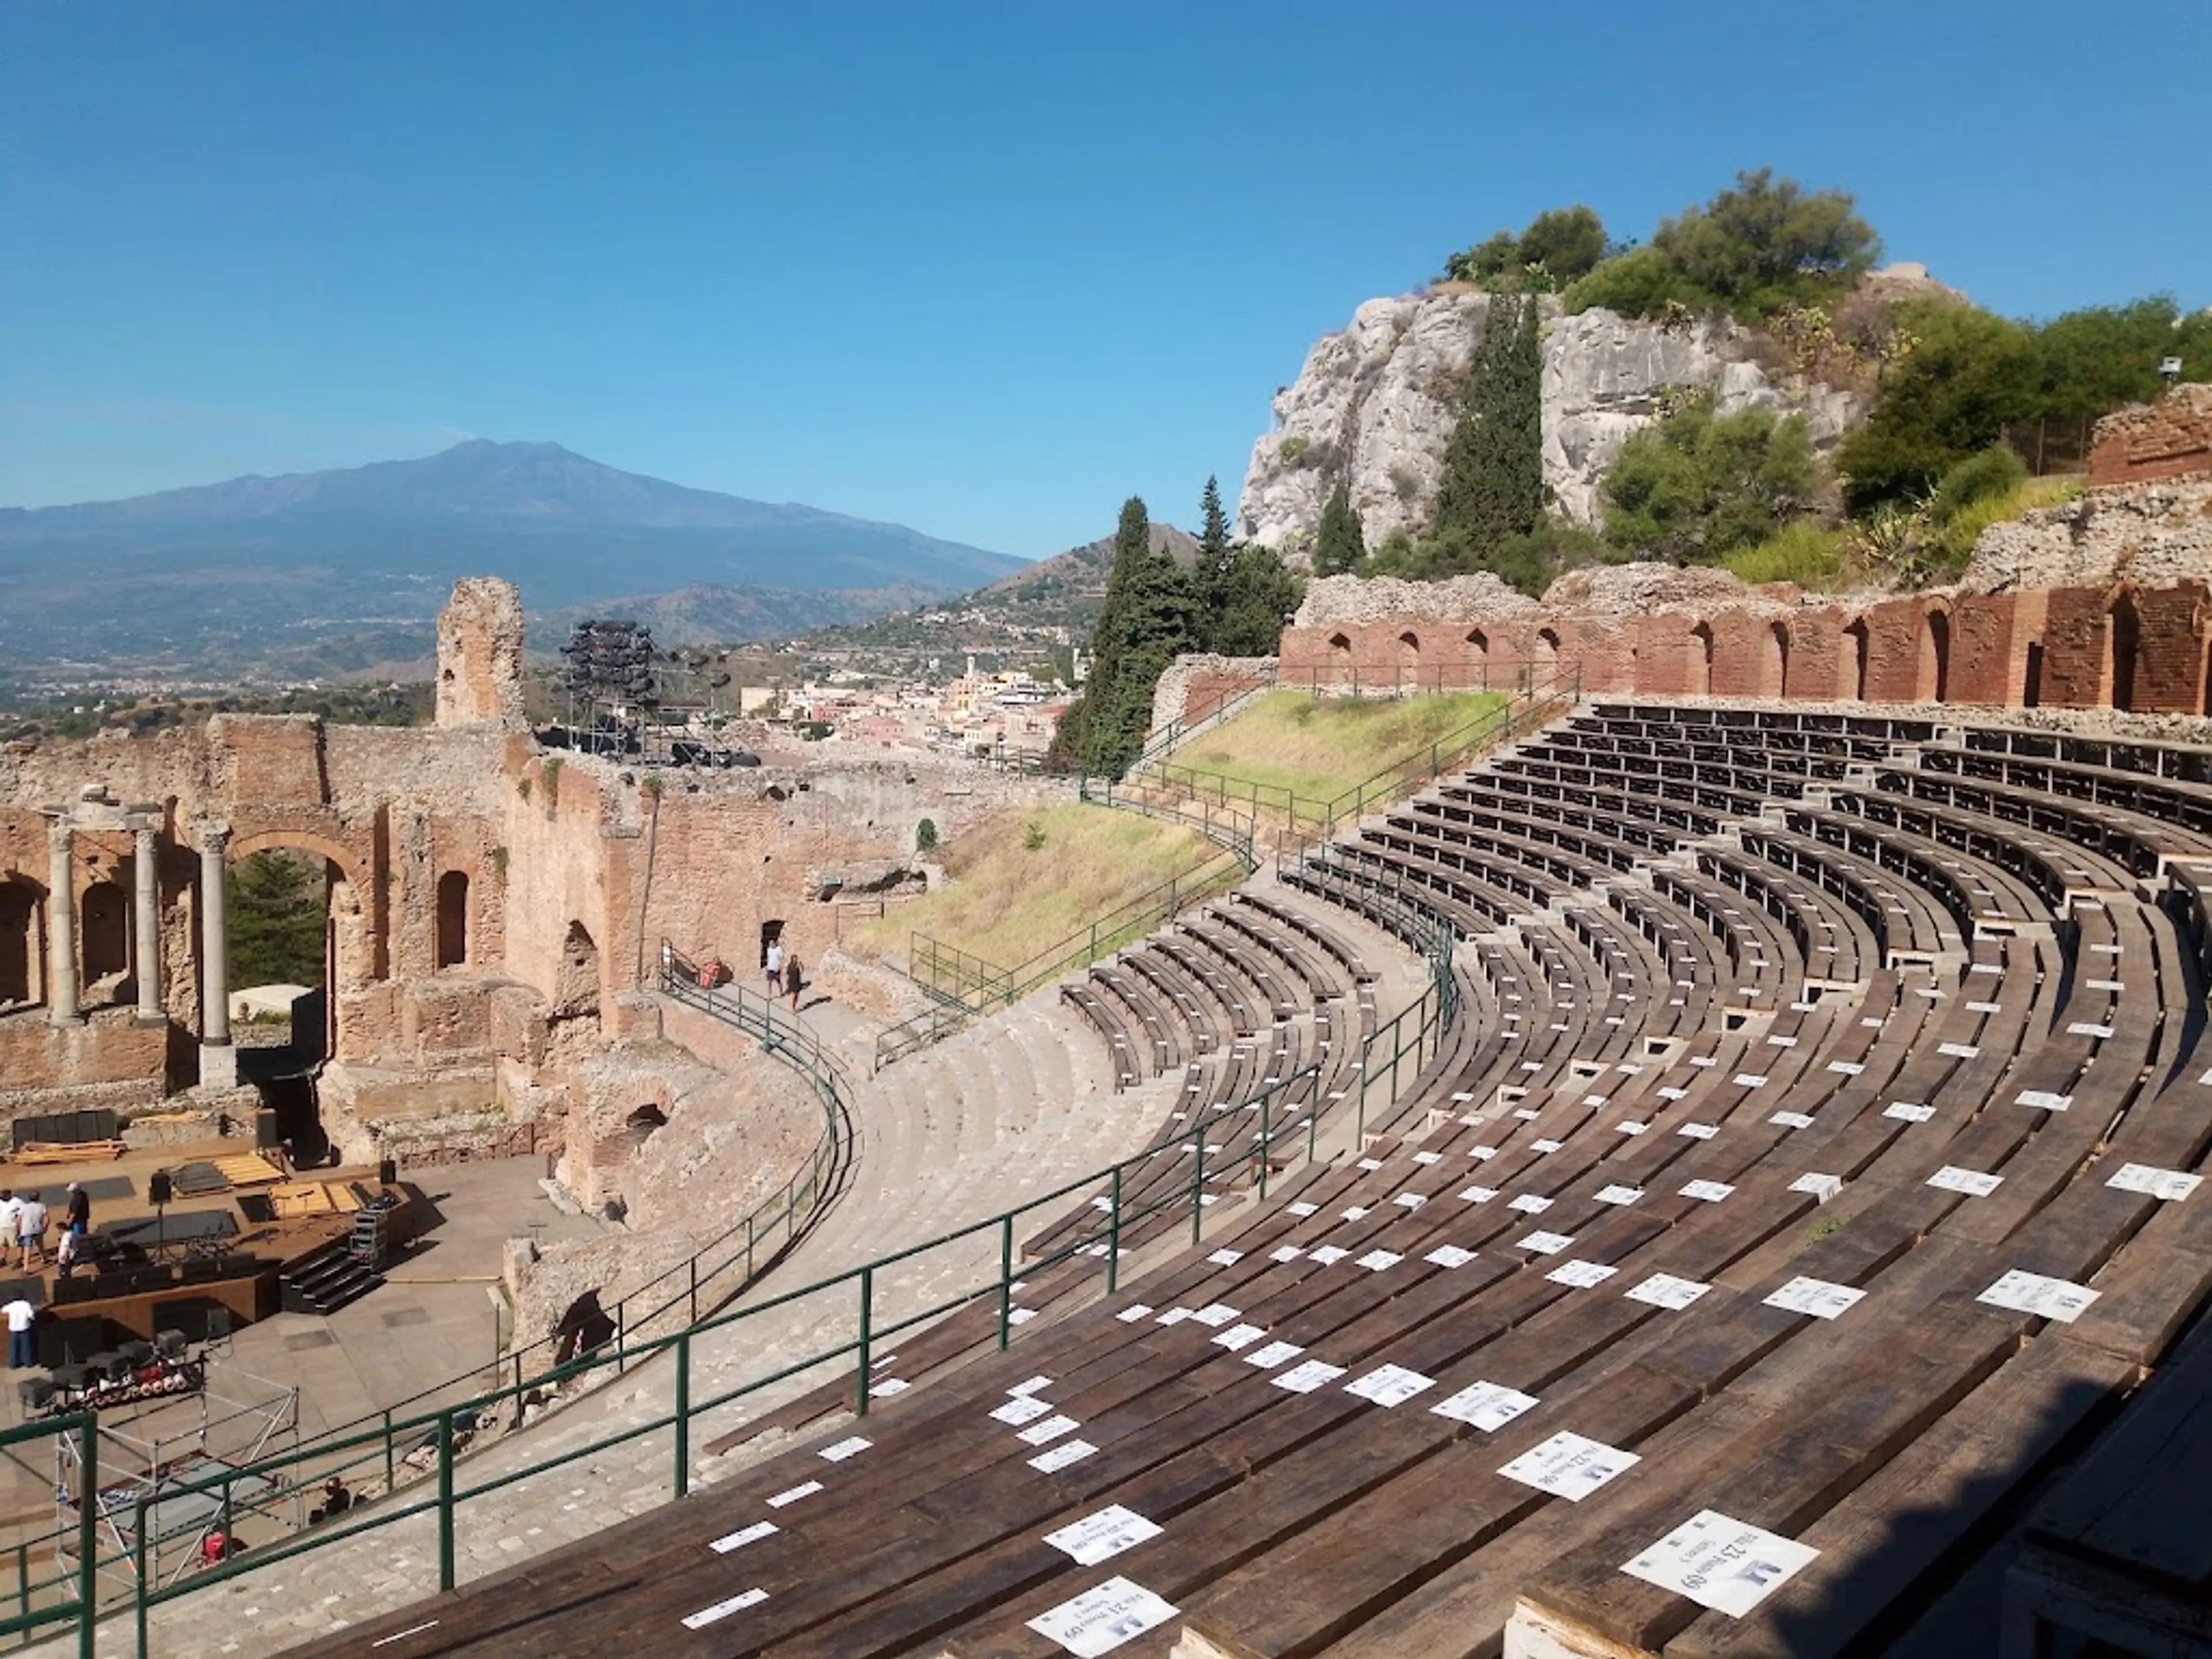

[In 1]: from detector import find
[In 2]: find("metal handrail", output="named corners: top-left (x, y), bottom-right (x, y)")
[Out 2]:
top-left (878, 821), bottom-right (1256, 1069)
top-left (82, 940), bottom-right (1458, 1656)
top-left (1120, 661), bottom-right (1282, 780)
top-left (1111, 666), bottom-right (1582, 844)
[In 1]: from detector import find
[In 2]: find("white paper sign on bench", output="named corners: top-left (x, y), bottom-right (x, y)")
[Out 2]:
top-left (1498, 1431), bottom-right (1641, 1501)
top-left (1027, 1576), bottom-right (1180, 1657)
top-left (1763, 1277), bottom-right (1864, 1320)
top-left (1431, 1380), bottom-right (1539, 1431)
top-left (1978, 1269), bottom-right (2100, 1323)
top-left (1622, 1509), bottom-right (1820, 1617)
top-left (2106, 1163), bottom-right (2201, 1202)
top-left (1043, 1506), bottom-right (1164, 1568)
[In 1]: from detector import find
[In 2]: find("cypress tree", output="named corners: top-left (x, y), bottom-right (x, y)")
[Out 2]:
top-left (1312, 483), bottom-right (1367, 577)
top-left (1051, 497), bottom-right (1198, 778)
top-left (1431, 293), bottom-right (1545, 573)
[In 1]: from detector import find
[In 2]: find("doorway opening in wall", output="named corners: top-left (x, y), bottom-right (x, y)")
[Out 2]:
top-left (1690, 623), bottom-right (1715, 696)
top-left (1843, 619), bottom-right (1870, 702)
top-left (0, 877), bottom-right (43, 1010)
top-left (82, 877), bottom-right (128, 991)
top-left (1922, 611), bottom-right (1952, 703)
top-left (2108, 594), bottom-right (2142, 713)
top-left (228, 849), bottom-right (336, 1066)
top-left (435, 871), bottom-right (470, 969)
top-left (2023, 641), bottom-right (2045, 708)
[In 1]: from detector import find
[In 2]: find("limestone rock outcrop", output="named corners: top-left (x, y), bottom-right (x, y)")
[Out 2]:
top-left (1238, 294), bottom-right (1861, 558)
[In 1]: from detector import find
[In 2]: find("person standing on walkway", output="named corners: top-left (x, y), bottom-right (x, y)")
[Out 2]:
top-left (764, 937), bottom-right (785, 999)
top-left (64, 1182), bottom-right (90, 1238)
top-left (784, 952), bottom-right (803, 1012)
top-left (3, 1294), bottom-right (36, 1369)
top-left (16, 1192), bottom-right (47, 1270)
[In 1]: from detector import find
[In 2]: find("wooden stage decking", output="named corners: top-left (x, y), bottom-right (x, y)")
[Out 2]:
top-left (0, 1138), bottom-right (414, 1357)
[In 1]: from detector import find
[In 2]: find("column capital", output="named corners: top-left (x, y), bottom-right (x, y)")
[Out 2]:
top-left (194, 821), bottom-right (232, 855)
top-left (46, 817), bottom-right (73, 855)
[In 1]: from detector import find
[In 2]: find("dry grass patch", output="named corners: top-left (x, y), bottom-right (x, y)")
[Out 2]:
top-left (850, 803), bottom-right (1210, 972)
top-left (1169, 690), bottom-right (1509, 806)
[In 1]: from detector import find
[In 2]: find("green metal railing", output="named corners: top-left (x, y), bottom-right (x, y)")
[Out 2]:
top-left (26, 920), bottom-right (1464, 1657)
top-left (877, 815), bottom-right (1257, 1070)
top-left (1119, 662), bottom-right (1281, 781)
top-left (1107, 666), bottom-right (1581, 844)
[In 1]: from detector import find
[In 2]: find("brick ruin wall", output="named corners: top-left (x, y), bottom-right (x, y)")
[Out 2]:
top-left (1262, 579), bottom-right (2211, 721)
top-left (0, 579), bottom-right (1062, 1196)
top-left (2089, 384), bottom-right (2212, 488)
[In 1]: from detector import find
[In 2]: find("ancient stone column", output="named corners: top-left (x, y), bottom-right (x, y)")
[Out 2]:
top-left (46, 817), bottom-right (79, 1025)
top-left (132, 820), bottom-right (162, 1024)
top-left (198, 825), bottom-right (234, 1084)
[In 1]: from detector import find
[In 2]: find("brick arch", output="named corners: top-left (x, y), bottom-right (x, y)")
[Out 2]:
top-left (225, 828), bottom-right (369, 892)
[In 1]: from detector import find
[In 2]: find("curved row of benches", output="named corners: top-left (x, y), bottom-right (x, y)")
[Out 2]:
top-left (304, 703), bottom-right (2212, 1659)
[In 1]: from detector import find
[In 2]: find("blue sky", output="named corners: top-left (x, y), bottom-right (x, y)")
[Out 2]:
top-left (4, 0), bottom-right (2206, 558)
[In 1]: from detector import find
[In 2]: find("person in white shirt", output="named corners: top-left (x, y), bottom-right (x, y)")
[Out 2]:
top-left (764, 938), bottom-right (785, 997)
top-left (15, 1194), bottom-right (47, 1270)
top-left (3, 1296), bottom-right (36, 1369)
top-left (0, 1192), bottom-right (21, 1250)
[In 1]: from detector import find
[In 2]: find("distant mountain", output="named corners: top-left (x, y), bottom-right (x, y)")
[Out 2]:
top-left (0, 441), bottom-right (1025, 680)
top-left (972, 524), bottom-right (1202, 628)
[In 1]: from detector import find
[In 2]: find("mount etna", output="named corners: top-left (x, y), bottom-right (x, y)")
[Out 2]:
top-left (0, 440), bottom-right (1025, 680)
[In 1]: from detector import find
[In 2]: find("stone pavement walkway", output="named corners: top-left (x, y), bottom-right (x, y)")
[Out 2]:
top-left (31, 883), bottom-right (1427, 1657)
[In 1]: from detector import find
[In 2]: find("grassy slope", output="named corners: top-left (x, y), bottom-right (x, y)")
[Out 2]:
top-left (1169, 690), bottom-right (1509, 805)
top-left (851, 802), bottom-right (1210, 971)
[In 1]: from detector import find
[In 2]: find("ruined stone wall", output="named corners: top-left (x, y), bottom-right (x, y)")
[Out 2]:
top-left (435, 576), bottom-right (528, 730)
top-left (1273, 578), bottom-right (2211, 717)
top-left (2088, 385), bottom-right (2212, 488)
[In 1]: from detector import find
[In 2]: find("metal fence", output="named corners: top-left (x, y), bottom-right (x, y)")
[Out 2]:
top-left (6, 918), bottom-right (1462, 1657)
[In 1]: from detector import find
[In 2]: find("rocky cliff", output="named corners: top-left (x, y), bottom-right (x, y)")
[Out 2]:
top-left (1237, 291), bottom-right (1859, 557)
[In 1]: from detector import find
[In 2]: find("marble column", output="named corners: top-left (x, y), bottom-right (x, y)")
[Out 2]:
top-left (198, 825), bottom-right (234, 1085)
top-left (132, 820), bottom-right (162, 1024)
top-left (46, 819), bottom-right (78, 1025)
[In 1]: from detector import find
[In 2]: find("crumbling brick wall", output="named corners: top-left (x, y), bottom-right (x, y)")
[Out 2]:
top-left (2088, 385), bottom-right (2212, 488)
top-left (1272, 581), bottom-right (2210, 715)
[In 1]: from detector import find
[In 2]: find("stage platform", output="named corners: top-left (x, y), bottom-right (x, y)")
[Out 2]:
top-left (0, 1137), bottom-right (418, 1358)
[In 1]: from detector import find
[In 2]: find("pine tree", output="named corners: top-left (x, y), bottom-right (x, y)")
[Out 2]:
top-left (1209, 545), bottom-right (1304, 655)
top-left (1194, 475), bottom-right (1234, 608)
top-left (1050, 497), bottom-right (1198, 778)
top-left (228, 850), bottom-right (327, 989)
top-left (1312, 483), bottom-right (1367, 577)
top-left (1430, 292), bottom-right (1545, 579)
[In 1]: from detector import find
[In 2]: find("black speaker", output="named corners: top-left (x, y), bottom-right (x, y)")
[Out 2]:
top-left (378, 1157), bottom-right (397, 1188)
top-left (147, 1171), bottom-right (173, 1206)
top-left (255, 1110), bottom-right (280, 1150)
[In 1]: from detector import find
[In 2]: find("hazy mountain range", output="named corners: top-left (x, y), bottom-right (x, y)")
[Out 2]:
top-left (0, 441), bottom-right (1026, 680)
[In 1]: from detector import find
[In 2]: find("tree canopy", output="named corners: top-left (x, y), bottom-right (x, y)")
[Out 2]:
top-left (1601, 394), bottom-right (1821, 563)
top-left (1839, 294), bottom-right (2212, 510)
top-left (1565, 169), bottom-right (1879, 322)
top-left (1443, 204), bottom-right (1609, 292)
top-left (1052, 487), bottom-right (1304, 777)
top-left (229, 850), bottom-right (327, 990)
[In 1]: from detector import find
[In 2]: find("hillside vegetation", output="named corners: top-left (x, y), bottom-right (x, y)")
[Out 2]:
top-left (849, 803), bottom-right (1212, 973)
top-left (1168, 691), bottom-right (1509, 808)
top-left (1412, 169), bottom-right (2210, 597)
